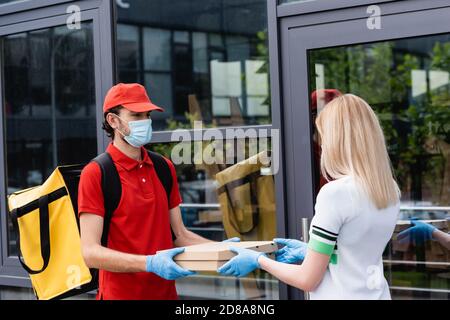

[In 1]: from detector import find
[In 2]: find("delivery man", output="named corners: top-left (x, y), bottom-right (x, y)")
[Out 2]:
top-left (78, 83), bottom-right (235, 300)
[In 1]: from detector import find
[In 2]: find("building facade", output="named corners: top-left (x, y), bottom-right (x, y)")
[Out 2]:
top-left (0, 0), bottom-right (449, 300)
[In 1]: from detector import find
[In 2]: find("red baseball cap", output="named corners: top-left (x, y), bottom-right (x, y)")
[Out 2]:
top-left (103, 83), bottom-right (164, 113)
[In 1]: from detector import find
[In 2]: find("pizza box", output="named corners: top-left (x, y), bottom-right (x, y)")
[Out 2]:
top-left (396, 219), bottom-right (448, 226)
top-left (157, 241), bottom-right (277, 271)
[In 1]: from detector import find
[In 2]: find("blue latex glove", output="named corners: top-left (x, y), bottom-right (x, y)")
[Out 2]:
top-left (217, 247), bottom-right (266, 277)
top-left (222, 237), bottom-right (241, 242)
top-left (397, 220), bottom-right (437, 246)
top-left (146, 247), bottom-right (196, 280)
top-left (273, 238), bottom-right (307, 263)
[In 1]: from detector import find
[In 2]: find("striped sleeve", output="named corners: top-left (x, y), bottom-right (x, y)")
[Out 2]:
top-left (307, 181), bottom-right (352, 261)
top-left (309, 225), bottom-right (338, 256)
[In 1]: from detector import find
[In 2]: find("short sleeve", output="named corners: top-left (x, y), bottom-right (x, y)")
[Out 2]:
top-left (308, 181), bottom-right (352, 256)
top-left (78, 161), bottom-right (105, 217)
top-left (163, 157), bottom-right (182, 210)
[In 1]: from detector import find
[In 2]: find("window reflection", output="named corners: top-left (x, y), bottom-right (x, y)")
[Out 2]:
top-left (116, 24), bottom-right (140, 83)
top-left (308, 34), bottom-right (450, 299)
top-left (116, 0), bottom-right (271, 130)
top-left (3, 23), bottom-right (97, 256)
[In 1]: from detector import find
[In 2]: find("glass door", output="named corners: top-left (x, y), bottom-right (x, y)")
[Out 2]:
top-left (0, 0), bottom-right (114, 280)
top-left (278, 1), bottom-right (450, 299)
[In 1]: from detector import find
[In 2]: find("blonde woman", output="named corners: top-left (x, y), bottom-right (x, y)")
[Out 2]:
top-left (218, 94), bottom-right (401, 300)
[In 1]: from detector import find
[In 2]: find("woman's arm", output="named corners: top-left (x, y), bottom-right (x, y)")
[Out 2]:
top-left (258, 248), bottom-right (330, 292)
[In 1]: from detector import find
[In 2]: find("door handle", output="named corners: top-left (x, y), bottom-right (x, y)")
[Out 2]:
top-left (301, 217), bottom-right (310, 242)
top-left (300, 217), bottom-right (310, 300)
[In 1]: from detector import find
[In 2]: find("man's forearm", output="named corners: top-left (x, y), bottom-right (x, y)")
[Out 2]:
top-left (173, 229), bottom-right (213, 247)
top-left (83, 244), bottom-right (147, 273)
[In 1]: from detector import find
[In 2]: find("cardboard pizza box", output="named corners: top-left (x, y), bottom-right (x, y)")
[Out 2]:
top-left (157, 241), bottom-right (278, 271)
top-left (174, 253), bottom-right (276, 271)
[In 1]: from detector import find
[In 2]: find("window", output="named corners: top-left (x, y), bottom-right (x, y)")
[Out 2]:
top-left (308, 33), bottom-right (450, 299)
top-left (278, 0), bottom-right (317, 4)
top-left (116, 0), bottom-right (279, 300)
top-left (116, 0), bottom-right (271, 131)
top-left (3, 23), bottom-right (97, 256)
top-left (150, 139), bottom-right (278, 300)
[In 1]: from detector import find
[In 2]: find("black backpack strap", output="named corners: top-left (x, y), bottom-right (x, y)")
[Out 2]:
top-left (93, 150), bottom-right (175, 243)
top-left (147, 150), bottom-right (176, 241)
top-left (147, 150), bottom-right (172, 205)
top-left (92, 152), bottom-right (121, 247)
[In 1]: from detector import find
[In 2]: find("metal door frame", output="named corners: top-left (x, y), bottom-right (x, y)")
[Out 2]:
top-left (268, 0), bottom-right (450, 299)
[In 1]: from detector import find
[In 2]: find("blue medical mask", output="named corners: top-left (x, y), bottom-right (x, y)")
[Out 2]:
top-left (114, 115), bottom-right (153, 147)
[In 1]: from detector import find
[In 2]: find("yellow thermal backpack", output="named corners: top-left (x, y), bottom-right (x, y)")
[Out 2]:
top-left (7, 151), bottom-right (173, 300)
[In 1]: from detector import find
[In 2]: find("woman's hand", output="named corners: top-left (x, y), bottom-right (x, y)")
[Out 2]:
top-left (217, 247), bottom-right (266, 277)
top-left (273, 238), bottom-right (307, 264)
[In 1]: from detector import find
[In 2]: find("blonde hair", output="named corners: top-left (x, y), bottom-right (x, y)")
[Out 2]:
top-left (315, 94), bottom-right (400, 209)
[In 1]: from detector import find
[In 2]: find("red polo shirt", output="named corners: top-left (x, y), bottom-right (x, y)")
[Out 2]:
top-left (78, 142), bottom-right (182, 300)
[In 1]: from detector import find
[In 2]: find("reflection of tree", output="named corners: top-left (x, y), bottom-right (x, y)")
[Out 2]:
top-left (309, 39), bottom-right (450, 205)
top-left (256, 30), bottom-right (270, 110)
